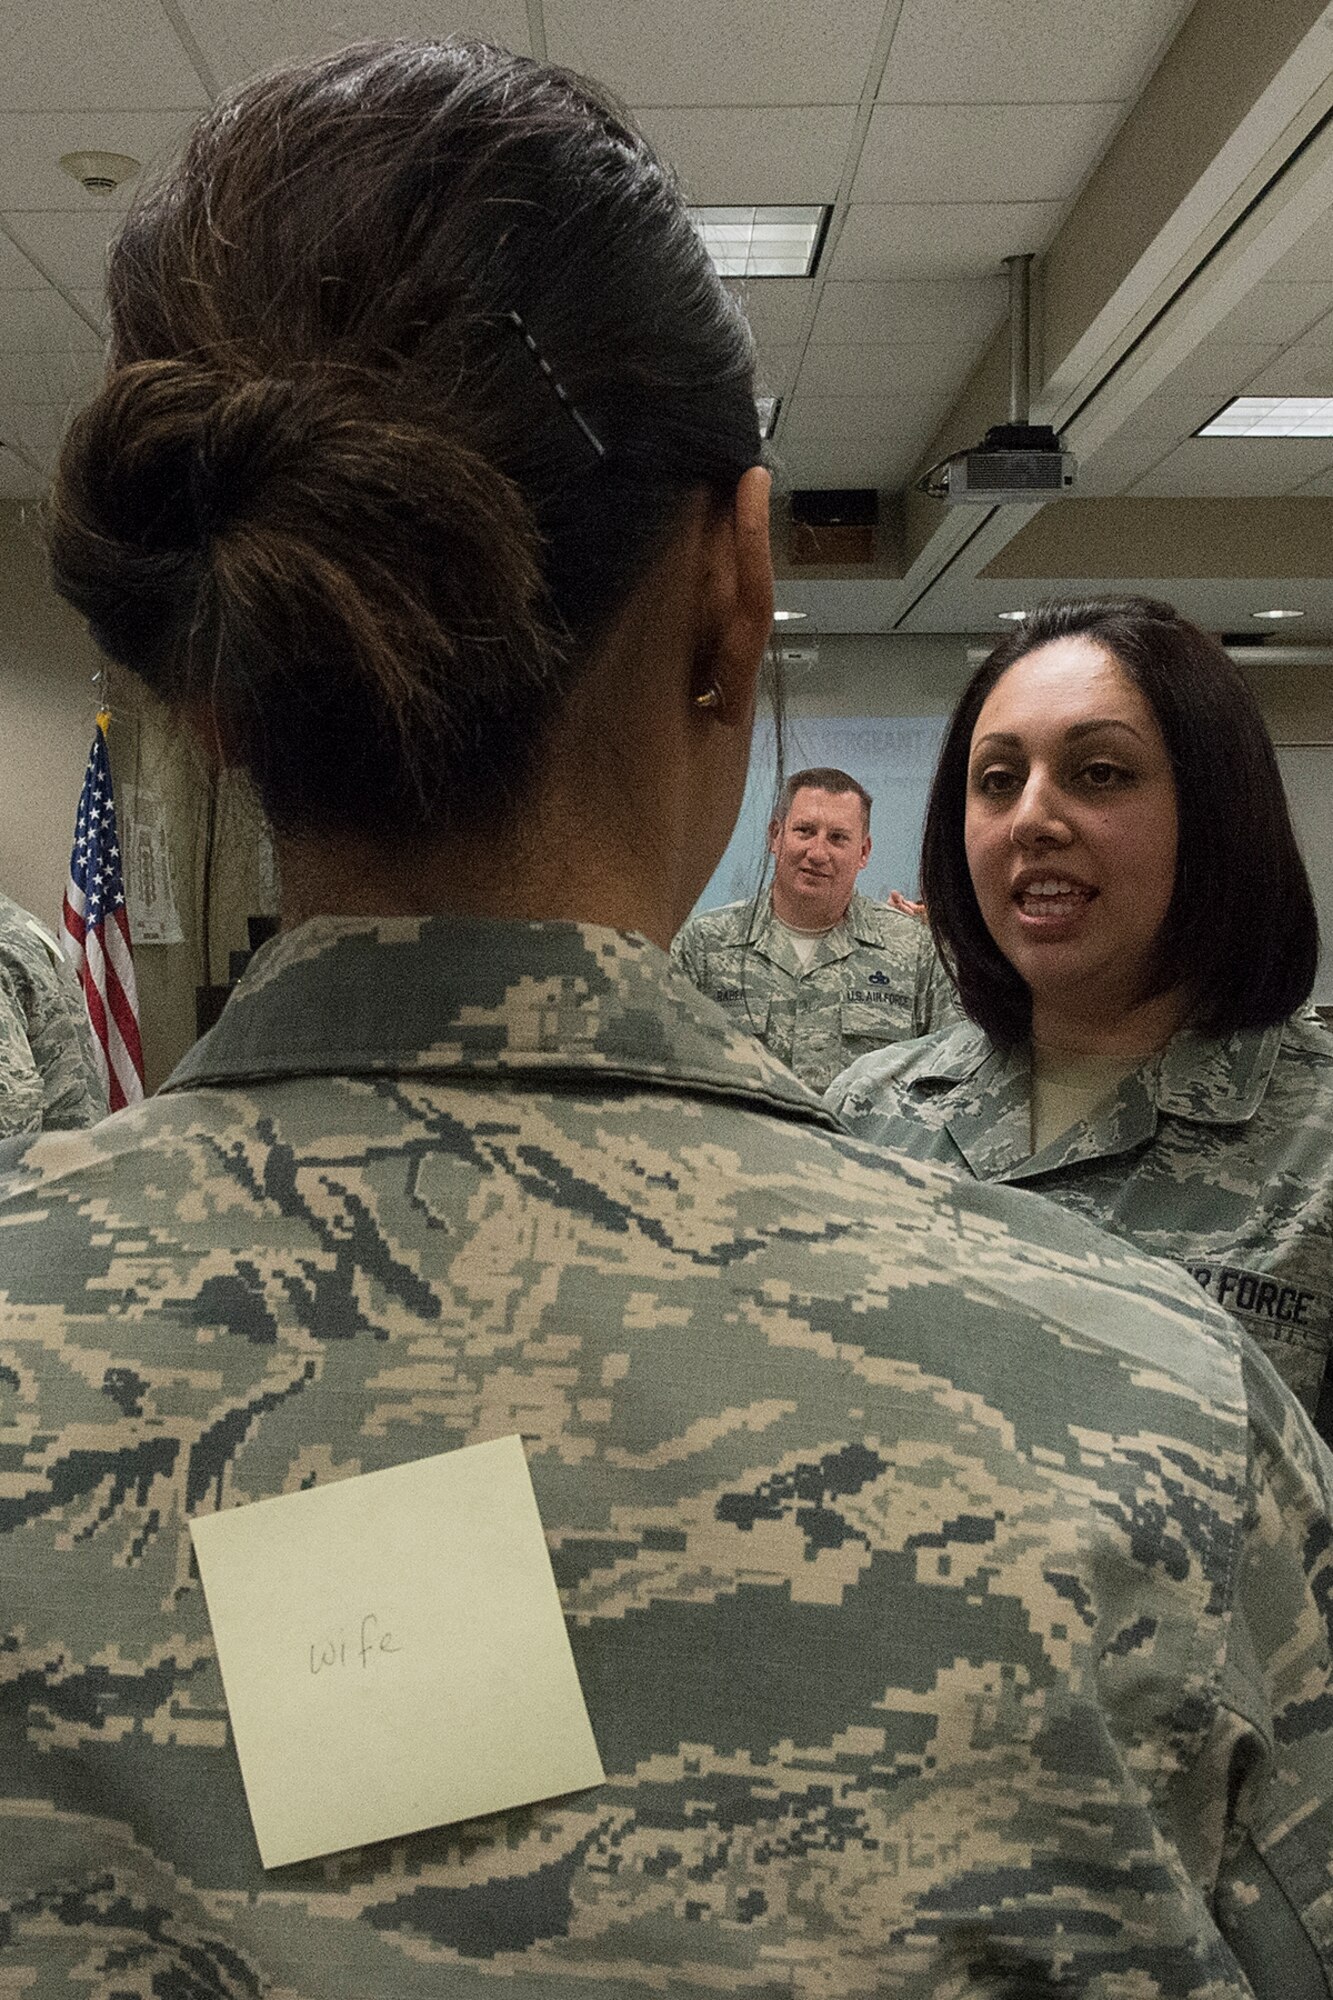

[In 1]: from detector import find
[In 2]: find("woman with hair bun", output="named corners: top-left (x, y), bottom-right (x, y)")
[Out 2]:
top-left (4, 45), bottom-right (1333, 2000)
top-left (830, 596), bottom-right (1333, 1430)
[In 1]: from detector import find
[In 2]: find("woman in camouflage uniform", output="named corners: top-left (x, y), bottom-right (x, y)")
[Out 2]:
top-left (4, 48), bottom-right (1333, 2000)
top-left (830, 597), bottom-right (1333, 1431)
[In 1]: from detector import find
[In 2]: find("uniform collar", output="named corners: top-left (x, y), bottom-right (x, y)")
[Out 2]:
top-left (747, 890), bottom-right (870, 974)
top-left (164, 913), bottom-right (839, 1131)
top-left (908, 1019), bottom-right (1286, 1183)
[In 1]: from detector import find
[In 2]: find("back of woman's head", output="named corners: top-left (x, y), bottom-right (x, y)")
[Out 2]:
top-left (921, 595), bottom-right (1319, 1042)
top-left (47, 40), bottom-right (760, 837)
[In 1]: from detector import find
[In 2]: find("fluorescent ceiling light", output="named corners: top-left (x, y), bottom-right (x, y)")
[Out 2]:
top-left (691, 206), bottom-right (828, 280)
top-left (773, 609), bottom-right (806, 622)
top-left (997, 610), bottom-right (1028, 622)
top-left (1252, 607), bottom-right (1305, 619)
top-left (756, 395), bottom-right (780, 438)
top-left (1197, 396), bottom-right (1333, 437)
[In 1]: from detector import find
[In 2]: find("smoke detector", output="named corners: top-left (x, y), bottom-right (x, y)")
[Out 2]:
top-left (59, 150), bottom-right (141, 196)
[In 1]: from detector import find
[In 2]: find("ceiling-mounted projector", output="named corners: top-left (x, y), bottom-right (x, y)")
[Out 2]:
top-left (919, 421), bottom-right (1075, 504)
top-left (917, 254), bottom-right (1076, 507)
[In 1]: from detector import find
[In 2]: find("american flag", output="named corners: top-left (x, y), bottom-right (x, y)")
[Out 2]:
top-left (61, 711), bottom-right (145, 1110)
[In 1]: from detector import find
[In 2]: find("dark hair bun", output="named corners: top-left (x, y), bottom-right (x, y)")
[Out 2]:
top-left (49, 357), bottom-right (556, 832)
top-left (46, 40), bottom-right (760, 838)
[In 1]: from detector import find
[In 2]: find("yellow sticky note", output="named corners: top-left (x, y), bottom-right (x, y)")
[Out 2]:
top-left (189, 1434), bottom-right (604, 1869)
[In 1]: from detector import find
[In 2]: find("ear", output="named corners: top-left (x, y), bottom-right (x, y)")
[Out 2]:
top-left (767, 816), bottom-right (782, 856)
top-left (857, 832), bottom-right (872, 871)
top-left (696, 465), bottom-right (772, 725)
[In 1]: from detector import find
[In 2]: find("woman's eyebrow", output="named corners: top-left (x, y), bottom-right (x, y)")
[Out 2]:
top-left (972, 718), bottom-right (1146, 757)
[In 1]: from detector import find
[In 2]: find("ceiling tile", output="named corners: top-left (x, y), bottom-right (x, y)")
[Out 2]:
top-left (797, 340), bottom-right (983, 401)
top-left (774, 435), bottom-right (922, 490)
top-left (0, 448), bottom-right (43, 498)
top-left (831, 201), bottom-right (1063, 279)
top-left (1262, 207), bottom-right (1333, 287)
top-left (1247, 347), bottom-right (1333, 396)
top-left (637, 105), bottom-right (856, 205)
top-left (547, 0), bottom-right (884, 106)
top-left (1129, 438), bottom-right (1333, 498)
top-left (2, 213), bottom-right (121, 292)
top-left (1290, 464), bottom-right (1333, 497)
top-left (753, 342), bottom-right (804, 400)
top-left (854, 101), bottom-right (1123, 205)
top-left (878, 0), bottom-right (1191, 104)
top-left (0, 231), bottom-right (46, 287)
top-left (0, 0), bottom-right (208, 111)
top-left (0, 290), bottom-right (102, 353)
top-left (1072, 396), bottom-right (1226, 495)
top-left (176, 1), bottom-right (531, 91)
top-left (812, 277), bottom-right (1005, 346)
top-left (728, 279), bottom-right (814, 344)
top-left (0, 348), bottom-right (102, 403)
top-left (1215, 283), bottom-right (1333, 346)
top-left (779, 391), bottom-right (954, 445)
top-left (0, 404), bottom-right (67, 464)
top-left (1147, 339), bottom-right (1283, 398)
top-left (0, 111), bottom-right (197, 210)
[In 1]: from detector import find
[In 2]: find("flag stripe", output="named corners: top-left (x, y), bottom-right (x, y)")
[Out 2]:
top-left (61, 713), bottom-right (145, 1109)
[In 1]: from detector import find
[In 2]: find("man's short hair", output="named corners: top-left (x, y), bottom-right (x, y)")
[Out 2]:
top-left (773, 768), bottom-right (872, 831)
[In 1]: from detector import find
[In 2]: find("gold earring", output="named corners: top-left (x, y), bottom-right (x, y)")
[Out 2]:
top-left (694, 684), bottom-right (722, 712)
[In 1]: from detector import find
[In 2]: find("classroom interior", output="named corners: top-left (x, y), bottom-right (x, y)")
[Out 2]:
top-left (2, 0), bottom-right (1332, 1088)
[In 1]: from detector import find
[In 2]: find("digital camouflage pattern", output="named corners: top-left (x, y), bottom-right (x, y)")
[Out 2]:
top-left (670, 889), bottom-right (960, 1092)
top-left (828, 1014), bottom-right (1333, 1424)
top-left (0, 889), bottom-right (105, 1138)
top-left (3, 915), bottom-right (1333, 1998)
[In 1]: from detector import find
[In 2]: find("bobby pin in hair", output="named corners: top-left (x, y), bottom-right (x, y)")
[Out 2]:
top-left (508, 310), bottom-right (606, 460)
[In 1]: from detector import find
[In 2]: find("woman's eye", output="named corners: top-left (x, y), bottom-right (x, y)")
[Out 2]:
top-left (1081, 761), bottom-right (1127, 788)
top-left (974, 768), bottom-right (1019, 797)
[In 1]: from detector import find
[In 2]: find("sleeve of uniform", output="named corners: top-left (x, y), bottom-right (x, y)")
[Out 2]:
top-left (0, 967), bottom-right (43, 1138)
top-left (824, 1041), bottom-right (906, 1130)
top-left (668, 916), bottom-right (703, 988)
top-left (26, 953), bottom-right (107, 1130)
top-left (912, 921), bottom-right (963, 1034)
top-left (1204, 1342), bottom-right (1333, 1994)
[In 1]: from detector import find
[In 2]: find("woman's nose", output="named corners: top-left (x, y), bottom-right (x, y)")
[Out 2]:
top-left (1009, 772), bottom-right (1070, 847)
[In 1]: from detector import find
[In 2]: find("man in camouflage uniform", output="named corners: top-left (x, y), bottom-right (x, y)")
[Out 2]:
top-left (0, 888), bottom-right (106, 1137)
top-left (671, 767), bottom-right (956, 1092)
top-left (3, 913), bottom-right (1333, 1997)
top-left (828, 1012), bottom-right (1333, 1430)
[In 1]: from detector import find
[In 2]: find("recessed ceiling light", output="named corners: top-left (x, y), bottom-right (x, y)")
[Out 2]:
top-left (756, 395), bottom-right (781, 439)
top-left (773, 609), bottom-right (807, 622)
top-left (690, 206), bottom-right (829, 280)
top-left (998, 610), bottom-right (1028, 622)
top-left (1197, 397), bottom-right (1333, 437)
top-left (1252, 607), bottom-right (1305, 619)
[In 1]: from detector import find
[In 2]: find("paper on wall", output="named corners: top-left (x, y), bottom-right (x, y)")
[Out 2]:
top-left (122, 784), bottom-right (184, 945)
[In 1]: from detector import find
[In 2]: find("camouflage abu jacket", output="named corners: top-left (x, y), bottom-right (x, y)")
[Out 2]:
top-left (0, 890), bottom-right (106, 1138)
top-left (3, 914), bottom-right (1333, 1999)
top-left (828, 1013), bottom-right (1333, 1425)
top-left (670, 889), bottom-right (959, 1092)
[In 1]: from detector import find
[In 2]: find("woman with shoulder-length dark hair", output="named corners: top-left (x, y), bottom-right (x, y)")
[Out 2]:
top-left (830, 594), bottom-right (1333, 1426)
top-left (5, 51), bottom-right (1333, 2000)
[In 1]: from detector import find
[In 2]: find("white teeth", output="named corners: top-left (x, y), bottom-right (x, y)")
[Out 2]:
top-left (1024, 879), bottom-right (1084, 896)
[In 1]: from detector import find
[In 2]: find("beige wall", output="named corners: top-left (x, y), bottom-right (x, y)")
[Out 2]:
top-left (2, 499), bottom-right (1330, 1085)
top-left (0, 505), bottom-right (102, 928)
top-left (0, 501), bottom-right (274, 1091)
